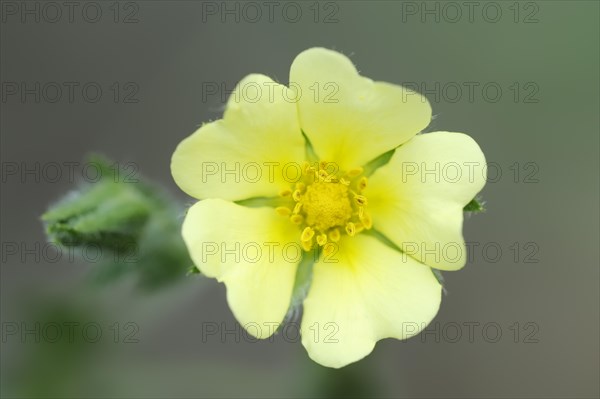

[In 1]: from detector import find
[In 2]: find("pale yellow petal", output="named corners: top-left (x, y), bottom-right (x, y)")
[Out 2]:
top-left (171, 74), bottom-right (305, 201)
top-left (367, 132), bottom-right (486, 270)
top-left (301, 234), bottom-right (441, 368)
top-left (289, 48), bottom-right (431, 170)
top-left (182, 199), bottom-right (301, 337)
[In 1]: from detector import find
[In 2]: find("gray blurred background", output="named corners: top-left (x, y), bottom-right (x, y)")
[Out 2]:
top-left (1, 1), bottom-right (598, 398)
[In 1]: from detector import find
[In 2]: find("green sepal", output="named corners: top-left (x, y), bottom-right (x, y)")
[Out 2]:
top-left (186, 265), bottom-right (202, 275)
top-left (463, 197), bottom-right (485, 212)
top-left (276, 248), bottom-right (319, 332)
top-left (362, 148), bottom-right (395, 177)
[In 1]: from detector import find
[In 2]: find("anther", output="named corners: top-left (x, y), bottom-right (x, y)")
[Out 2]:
top-left (329, 228), bottom-right (341, 242)
top-left (316, 233), bottom-right (328, 246)
top-left (345, 222), bottom-right (356, 236)
top-left (276, 207), bottom-right (291, 216)
top-left (301, 238), bottom-right (313, 251)
top-left (323, 242), bottom-right (336, 257)
top-left (302, 162), bottom-right (312, 175)
top-left (293, 202), bottom-right (303, 214)
top-left (290, 214), bottom-right (303, 224)
top-left (359, 211), bottom-right (373, 229)
top-left (301, 226), bottom-right (315, 242)
top-left (318, 169), bottom-right (330, 181)
top-left (292, 189), bottom-right (302, 202)
top-left (347, 167), bottom-right (363, 178)
top-left (358, 176), bottom-right (368, 191)
top-left (279, 188), bottom-right (292, 197)
top-left (354, 195), bottom-right (368, 206)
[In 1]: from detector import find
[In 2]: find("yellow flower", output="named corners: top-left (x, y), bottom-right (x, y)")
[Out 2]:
top-left (171, 48), bottom-right (486, 368)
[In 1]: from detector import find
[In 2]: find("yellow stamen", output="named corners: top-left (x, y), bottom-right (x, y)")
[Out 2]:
top-left (279, 188), bottom-right (292, 197)
top-left (316, 233), bottom-right (328, 246)
top-left (290, 214), bottom-right (303, 224)
top-left (276, 206), bottom-right (291, 216)
top-left (347, 167), bottom-right (363, 178)
top-left (359, 211), bottom-right (373, 229)
top-left (354, 195), bottom-right (368, 206)
top-left (302, 161), bottom-right (312, 175)
top-left (293, 202), bottom-right (303, 214)
top-left (301, 226), bottom-right (315, 242)
top-left (345, 222), bottom-right (356, 236)
top-left (318, 169), bottom-right (330, 182)
top-left (282, 161), bottom-right (372, 251)
top-left (329, 228), bottom-right (341, 242)
top-left (358, 176), bottom-right (368, 191)
top-left (339, 177), bottom-right (350, 186)
top-left (323, 242), bottom-right (336, 257)
top-left (301, 238), bottom-right (313, 251)
top-left (292, 189), bottom-right (302, 202)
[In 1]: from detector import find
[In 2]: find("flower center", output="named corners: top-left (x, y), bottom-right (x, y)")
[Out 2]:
top-left (276, 161), bottom-right (372, 254)
top-left (302, 181), bottom-right (352, 232)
